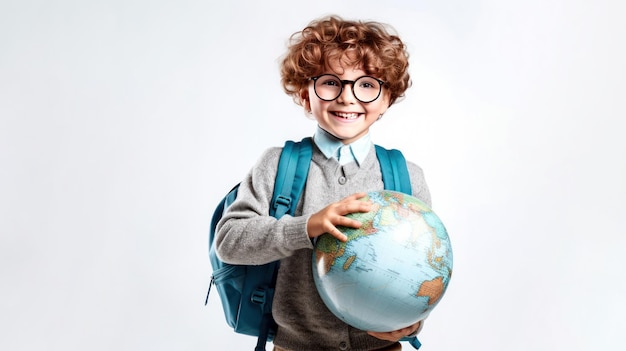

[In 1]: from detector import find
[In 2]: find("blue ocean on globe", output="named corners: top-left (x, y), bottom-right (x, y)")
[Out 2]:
top-left (312, 190), bottom-right (453, 332)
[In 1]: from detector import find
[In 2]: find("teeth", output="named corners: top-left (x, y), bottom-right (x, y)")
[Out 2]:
top-left (335, 112), bottom-right (359, 119)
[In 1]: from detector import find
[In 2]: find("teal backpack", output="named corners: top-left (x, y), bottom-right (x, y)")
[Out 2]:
top-left (207, 137), bottom-right (421, 350)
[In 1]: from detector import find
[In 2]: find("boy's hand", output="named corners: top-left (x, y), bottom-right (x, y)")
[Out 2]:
top-left (367, 320), bottom-right (423, 342)
top-left (307, 192), bottom-right (372, 242)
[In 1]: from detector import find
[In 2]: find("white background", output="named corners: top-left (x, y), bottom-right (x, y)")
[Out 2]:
top-left (1, 0), bottom-right (625, 350)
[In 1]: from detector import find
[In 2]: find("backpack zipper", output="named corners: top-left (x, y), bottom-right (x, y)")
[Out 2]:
top-left (204, 275), bottom-right (215, 306)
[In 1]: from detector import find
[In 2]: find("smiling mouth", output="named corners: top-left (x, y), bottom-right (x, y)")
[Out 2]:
top-left (332, 112), bottom-right (362, 120)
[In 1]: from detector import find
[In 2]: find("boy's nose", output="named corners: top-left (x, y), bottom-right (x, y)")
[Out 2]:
top-left (337, 84), bottom-right (357, 104)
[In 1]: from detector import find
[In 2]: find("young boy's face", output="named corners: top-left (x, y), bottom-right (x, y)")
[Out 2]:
top-left (301, 64), bottom-right (390, 145)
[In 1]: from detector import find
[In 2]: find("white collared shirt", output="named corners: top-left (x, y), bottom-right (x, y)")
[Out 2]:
top-left (312, 126), bottom-right (373, 166)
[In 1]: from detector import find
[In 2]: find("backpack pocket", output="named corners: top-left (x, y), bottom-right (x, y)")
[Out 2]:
top-left (210, 264), bottom-right (246, 329)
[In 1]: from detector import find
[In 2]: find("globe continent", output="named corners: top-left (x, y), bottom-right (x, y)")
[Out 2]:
top-left (312, 190), bottom-right (453, 332)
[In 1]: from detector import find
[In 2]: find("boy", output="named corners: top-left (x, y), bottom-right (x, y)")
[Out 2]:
top-left (215, 16), bottom-right (431, 351)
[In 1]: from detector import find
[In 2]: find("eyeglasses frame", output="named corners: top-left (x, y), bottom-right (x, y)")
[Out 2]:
top-left (309, 74), bottom-right (386, 103)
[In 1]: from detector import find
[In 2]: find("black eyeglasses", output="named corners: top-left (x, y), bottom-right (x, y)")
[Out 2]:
top-left (310, 74), bottom-right (385, 103)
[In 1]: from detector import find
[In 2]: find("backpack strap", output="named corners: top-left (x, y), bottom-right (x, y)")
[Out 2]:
top-left (375, 145), bottom-right (412, 195)
top-left (270, 137), bottom-right (313, 218)
top-left (405, 336), bottom-right (422, 349)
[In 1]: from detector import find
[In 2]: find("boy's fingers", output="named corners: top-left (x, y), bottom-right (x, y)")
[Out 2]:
top-left (329, 226), bottom-right (348, 242)
top-left (337, 200), bottom-right (372, 215)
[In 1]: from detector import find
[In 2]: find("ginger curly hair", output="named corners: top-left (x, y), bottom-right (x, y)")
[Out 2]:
top-left (280, 16), bottom-right (411, 106)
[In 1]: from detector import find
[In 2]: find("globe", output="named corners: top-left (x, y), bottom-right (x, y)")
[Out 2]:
top-left (312, 190), bottom-right (453, 332)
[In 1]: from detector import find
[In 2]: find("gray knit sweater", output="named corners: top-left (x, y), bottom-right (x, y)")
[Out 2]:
top-left (215, 142), bottom-right (431, 351)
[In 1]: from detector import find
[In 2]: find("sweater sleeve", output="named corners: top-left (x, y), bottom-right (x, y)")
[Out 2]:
top-left (214, 147), bottom-right (315, 265)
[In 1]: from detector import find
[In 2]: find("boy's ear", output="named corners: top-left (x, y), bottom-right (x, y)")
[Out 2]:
top-left (299, 89), bottom-right (311, 111)
top-left (382, 90), bottom-right (393, 108)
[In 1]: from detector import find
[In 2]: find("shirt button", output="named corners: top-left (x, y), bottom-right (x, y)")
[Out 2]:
top-left (339, 341), bottom-right (348, 350)
top-left (338, 176), bottom-right (347, 185)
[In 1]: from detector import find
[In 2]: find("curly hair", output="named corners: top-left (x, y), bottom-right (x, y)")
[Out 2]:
top-left (280, 16), bottom-right (411, 106)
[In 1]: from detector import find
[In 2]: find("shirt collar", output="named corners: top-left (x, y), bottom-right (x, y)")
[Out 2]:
top-left (313, 125), bottom-right (372, 166)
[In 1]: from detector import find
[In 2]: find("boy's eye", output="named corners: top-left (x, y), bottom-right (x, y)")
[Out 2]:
top-left (321, 79), bottom-right (341, 87)
top-left (357, 78), bottom-right (379, 89)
